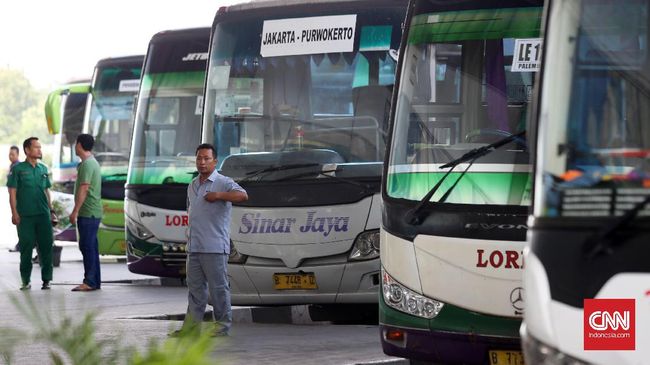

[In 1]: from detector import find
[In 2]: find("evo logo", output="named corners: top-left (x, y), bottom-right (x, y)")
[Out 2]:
top-left (584, 298), bottom-right (635, 350)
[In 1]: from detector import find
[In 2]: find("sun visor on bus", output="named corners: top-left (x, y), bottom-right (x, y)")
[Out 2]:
top-left (44, 91), bottom-right (62, 135)
top-left (44, 83), bottom-right (90, 135)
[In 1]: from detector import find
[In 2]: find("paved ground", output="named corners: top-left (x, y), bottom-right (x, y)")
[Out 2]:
top-left (0, 187), bottom-right (409, 365)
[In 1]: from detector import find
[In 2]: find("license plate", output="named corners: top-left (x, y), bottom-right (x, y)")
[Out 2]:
top-left (488, 350), bottom-right (525, 365)
top-left (273, 273), bottom-right (317, 290)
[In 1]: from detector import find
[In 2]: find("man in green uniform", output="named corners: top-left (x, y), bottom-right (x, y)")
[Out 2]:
top-left (7, 137), bottom-right (55, 290)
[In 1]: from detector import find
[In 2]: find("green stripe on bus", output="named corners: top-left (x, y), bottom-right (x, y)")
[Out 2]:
top-left (140, 71), bottom-right (206, 91)
top-left (386, 172), bottom-right (531, 204)
top-left (409, 7), bottom-right (542, 44)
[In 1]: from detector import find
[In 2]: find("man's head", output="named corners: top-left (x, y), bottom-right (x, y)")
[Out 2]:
top-left (9, 145), bottom-right (19, 163)
top-left (195, 143), bottom-right (217, 176)
top-left (23, 137), bottom-right (42, 160)
top-left (75, 134), bottom-right (94, 157)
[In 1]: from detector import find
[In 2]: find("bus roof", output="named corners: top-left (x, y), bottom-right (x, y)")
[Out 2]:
top-left (149, 27), bottom-right (211, 44)
top-left (142, 27), bottom-right (210, 76)
top-left (94, 55), bottom-right (144, 70)
top-left (221, 0), bottom-right (404, 13)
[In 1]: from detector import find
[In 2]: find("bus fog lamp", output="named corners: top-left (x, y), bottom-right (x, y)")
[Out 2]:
top-left (381, 268), bottom-right (443, 319)
top-left (349, 230), bottom-right (380, 261)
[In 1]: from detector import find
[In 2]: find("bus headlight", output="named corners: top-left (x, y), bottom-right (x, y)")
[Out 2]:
top-left (349, 230), bottom-right (380, 261)
top-left (126, 216), bottom-right (154, 241)
top-left (381, 268), bottom-right (443, 319)
top-left (229, 240), bottom-right (247, 264)
top-left (523, 333), bottom-right (590, 365)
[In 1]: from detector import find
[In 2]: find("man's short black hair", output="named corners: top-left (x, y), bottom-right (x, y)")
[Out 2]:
top-left (10, 145), bottom-right (19, 154)
top-left (23, 137), bottom-right (38, 152)
top-left (196, 143), bottom-right (217, 159)
top-left (76, 134), bottom-right (95, 152)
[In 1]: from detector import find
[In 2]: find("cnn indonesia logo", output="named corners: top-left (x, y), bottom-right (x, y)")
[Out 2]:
top-left (584, 299), bottom-right (635, 351)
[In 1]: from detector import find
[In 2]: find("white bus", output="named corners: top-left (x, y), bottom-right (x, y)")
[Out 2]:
top-left (522, 0), bottom-right (650, 364)
top-left (200, 0), bottom-right (407, 310)
top-left (125, 28), bottom-right (210, 277)
top-left (380, 0), bottom-right (542, 363)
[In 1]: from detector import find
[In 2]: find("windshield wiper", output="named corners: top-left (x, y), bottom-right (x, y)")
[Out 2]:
top-left (584, 194), bottom-right (650, 259)
top-left (405, 160), bottom-right (476, 225)
top-left (273, 168), bottom-right (373, 192)
top-left (406, 131), bottom-right (526, 225)
top-left (238, 163), bottom-right (320, 182)
top-left (439, 130), bottom-right (526, 169)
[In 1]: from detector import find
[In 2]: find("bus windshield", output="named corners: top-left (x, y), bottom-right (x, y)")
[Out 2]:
top-left (129, 30), bottom-right (209, 186)
top-left (203, 6), bottom-right (403, 180)
top-left (386, 5), bottom-right (541, 205)
top-left (537, 0), bottom-right (650, 218)
top-left (88, 62), bottom-right (142, 171)
top-left (59, 92), bottom-right (87, 168)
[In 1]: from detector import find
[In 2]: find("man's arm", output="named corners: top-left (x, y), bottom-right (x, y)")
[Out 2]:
top-left (70, 183), bottom-right (90, 225)
top-left (45, 188), bottom-right (53, 210)
top-left (8, 187), bottom-right (19, 225)
top-left (204, 190), bottom-right (248, 203)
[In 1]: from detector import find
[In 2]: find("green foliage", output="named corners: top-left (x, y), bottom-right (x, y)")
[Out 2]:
top-left (0, 294), bottom-right (219, 365)
top-left (131, 328), bottom-right (217, 365)
top-left (0, 68), bottom-right (52, 146)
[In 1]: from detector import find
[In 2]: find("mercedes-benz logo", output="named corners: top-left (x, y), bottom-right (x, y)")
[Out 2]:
top-left (510, 287), bottom-right (525, 312)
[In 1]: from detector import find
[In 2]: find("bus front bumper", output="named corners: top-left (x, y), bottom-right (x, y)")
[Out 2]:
top-left (380, 325), bottom-right (521, 364)
top-left (231, 258), bottom-right (380, 305)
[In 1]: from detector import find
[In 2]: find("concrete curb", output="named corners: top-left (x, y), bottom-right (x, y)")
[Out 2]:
top-left (121, 305), bottom-right (321, 325)
top-left (351, 359), bottom-right (409, 365)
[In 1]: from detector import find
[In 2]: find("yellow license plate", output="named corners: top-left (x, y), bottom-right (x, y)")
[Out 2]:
top-left (488, 350), bottom-right (525, 365)
top-left (273, 273), bottom-right (317, 290)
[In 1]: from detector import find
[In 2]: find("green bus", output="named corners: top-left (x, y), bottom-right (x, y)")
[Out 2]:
top-left (84, 56), bottom-right (143, 255)
top-left (380, 0), bottom-right (542, 363)
top-left (125, 28), bottom-right (210, 277)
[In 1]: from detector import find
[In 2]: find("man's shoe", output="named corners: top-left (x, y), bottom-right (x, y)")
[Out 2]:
top-left (71, 283), bottom-right (96, 292)
top-left (41, 281), bottom-right (51, 290)
top-left (210, 331), bottom-right (230, 337)
top-left (19, 283), bottom-right (31, 291)
top-left (8, 244), bottom-right (19, 252)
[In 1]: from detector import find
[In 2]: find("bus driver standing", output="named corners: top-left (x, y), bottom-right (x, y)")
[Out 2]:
top-left (172, 143), bottom-right (248, 337)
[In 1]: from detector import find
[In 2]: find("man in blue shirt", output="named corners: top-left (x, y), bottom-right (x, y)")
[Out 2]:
top-left (172, 143), bottom-right (247, 337)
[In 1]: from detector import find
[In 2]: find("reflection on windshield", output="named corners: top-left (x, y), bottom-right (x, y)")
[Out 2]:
top-left (540, 1), bottom-right (650, 218)
top-left (386, 7), bottom-right (541, 205)
top-left (129, 71), bottom-right (206, 185)
top-left (203, 8), bottom-right (404, 180)
top-left (88, 95), bottom-right (135, 165)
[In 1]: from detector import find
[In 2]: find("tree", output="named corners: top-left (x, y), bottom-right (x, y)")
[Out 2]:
top-left (0, 68), bottom-right (51, 145)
